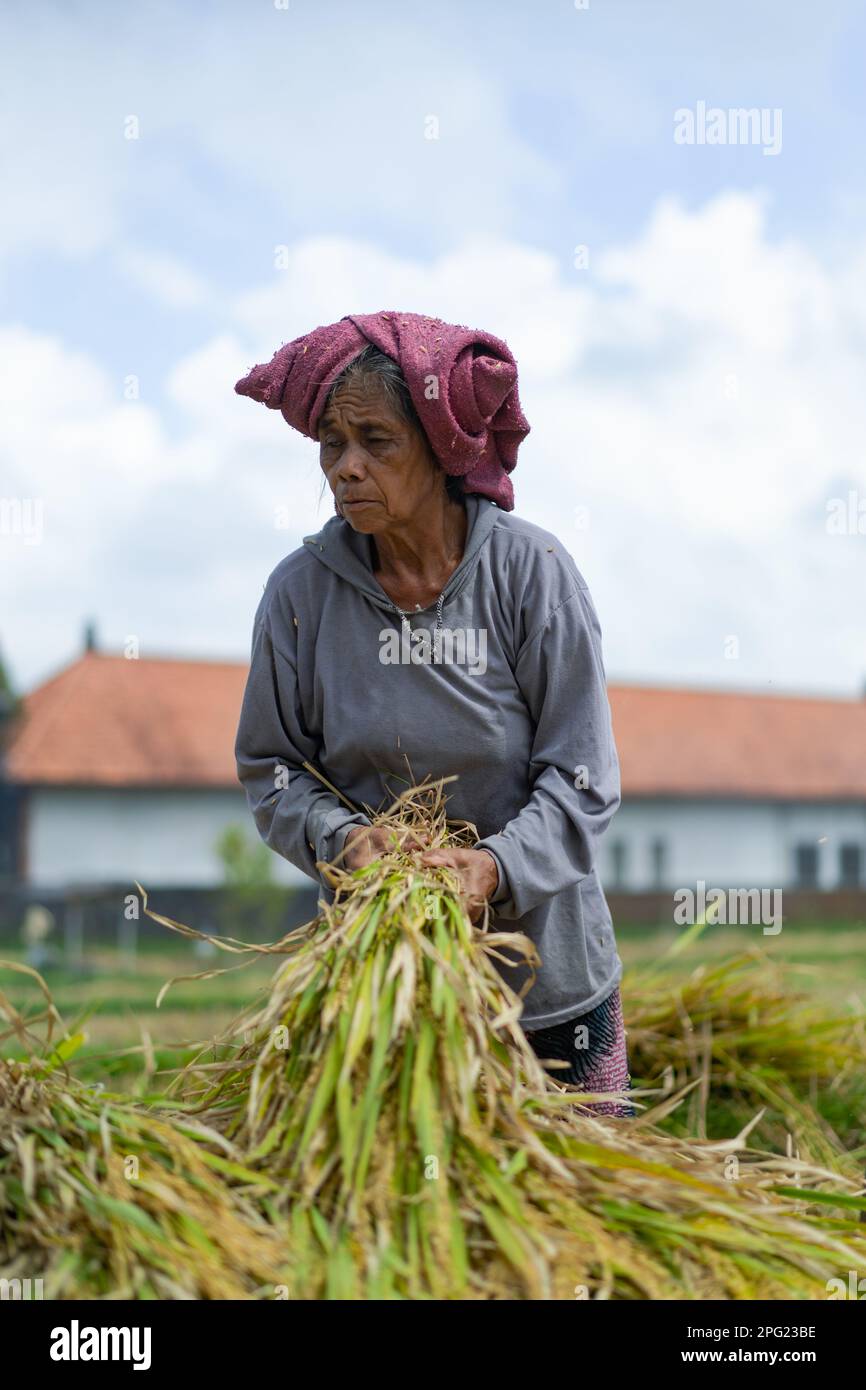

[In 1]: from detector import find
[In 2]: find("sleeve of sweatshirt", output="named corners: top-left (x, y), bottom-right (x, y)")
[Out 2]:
top-left (234, 594), bottom-right (372, 884)
top-left (473, 582), bottom-right (621, 921)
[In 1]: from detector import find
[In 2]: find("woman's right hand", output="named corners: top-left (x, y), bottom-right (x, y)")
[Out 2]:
top-left (342, 824), bottom-right (429, 871)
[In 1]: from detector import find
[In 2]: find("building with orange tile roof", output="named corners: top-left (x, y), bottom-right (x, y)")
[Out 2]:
top-left (2, 650), bottom-right (865, 896)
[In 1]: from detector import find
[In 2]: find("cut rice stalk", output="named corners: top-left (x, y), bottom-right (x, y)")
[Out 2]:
top-left (156, 782), bottom-right (866, 1300)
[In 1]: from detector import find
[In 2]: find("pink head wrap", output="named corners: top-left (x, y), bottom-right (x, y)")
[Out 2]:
top-left (234, 310), bottom-right (529, 511)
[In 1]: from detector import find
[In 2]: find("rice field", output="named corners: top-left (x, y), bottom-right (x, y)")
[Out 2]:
top-left (0, 924), bottom-right (862, 1081)
top-left (2, 788), bottom-right (865, 1299)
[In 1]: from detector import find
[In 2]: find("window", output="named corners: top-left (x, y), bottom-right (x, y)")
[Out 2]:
top-left (650, 839), bottom-right (667, 889)
top-left (794, 844), bottom-right (819, 889)
top-left (839, 844), bottom-right (863, 888)
top-left (609, 840), bottom-right (628, 890)
top-left (0, 786), bottom-right (19, 881)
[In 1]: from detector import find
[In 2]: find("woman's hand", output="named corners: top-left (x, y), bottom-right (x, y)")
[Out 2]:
top-left (342, 824), bottom-right (429, 871)
top-left (418, 847), bottom-right (499, 925)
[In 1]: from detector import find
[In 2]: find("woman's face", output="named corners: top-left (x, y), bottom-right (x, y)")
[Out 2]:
top-left (318, 377), bottom-right (444, 532)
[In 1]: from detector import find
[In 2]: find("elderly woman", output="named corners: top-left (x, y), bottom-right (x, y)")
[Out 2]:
top-left (234, 311), bottom-right (630, 1112)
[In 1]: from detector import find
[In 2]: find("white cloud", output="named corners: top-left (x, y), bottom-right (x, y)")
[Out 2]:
top-left (0, 3), bottom-right (559, 276)
top-left (166, 333), bottom-right (271, 438)
top-left (3, 193), bottom-right (866, 700)
top-left (596, 193), bottom-right (836, 352)
top-left (114, 248), bottom-right (211, 309)
top-left (232, 236), bottom-right (590, 382)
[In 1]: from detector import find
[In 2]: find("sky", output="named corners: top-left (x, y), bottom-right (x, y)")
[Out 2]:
top-left (2, 0), bottom-right (865, 697)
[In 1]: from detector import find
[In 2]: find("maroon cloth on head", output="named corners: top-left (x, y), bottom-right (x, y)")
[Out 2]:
top-left (234, 310), bottom-right (530, 511)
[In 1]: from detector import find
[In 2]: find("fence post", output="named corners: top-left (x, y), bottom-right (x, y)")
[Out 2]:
top-left (64, 900), bottom-right (84, 968)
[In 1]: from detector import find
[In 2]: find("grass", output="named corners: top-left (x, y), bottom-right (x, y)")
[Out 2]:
top-left (617, 922), bottom-right (866, 1013)
top-left (625, 949), bottom-right (866, 1164)
top-left (137, 787), bottom-right (866, 1297)
top-left (2, 786), bottom-right (865, 1299)
top-left (2, 924), bottom-right (862, 1088)
top-left (0, 942), bottom-right (277, 1084)
top-left (0, 1058), bottom-right (291, 1298)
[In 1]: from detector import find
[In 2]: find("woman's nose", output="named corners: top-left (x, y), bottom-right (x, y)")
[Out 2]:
top-left (335, 441), bottom-right (368, 478)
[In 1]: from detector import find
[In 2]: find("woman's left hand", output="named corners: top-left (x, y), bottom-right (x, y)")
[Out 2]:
top-left (418, 847), bottom-right (499, 925)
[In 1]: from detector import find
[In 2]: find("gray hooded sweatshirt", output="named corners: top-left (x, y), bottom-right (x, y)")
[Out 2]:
top-left (235, 493), bottom-right (622, 1028)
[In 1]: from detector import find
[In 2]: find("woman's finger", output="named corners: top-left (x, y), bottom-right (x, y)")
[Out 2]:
top-left (419, 850), bottom-right (454, 867)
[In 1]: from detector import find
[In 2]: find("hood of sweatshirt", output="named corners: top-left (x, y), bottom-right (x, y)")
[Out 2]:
top-left (300, 494), bottom-right (501, 618)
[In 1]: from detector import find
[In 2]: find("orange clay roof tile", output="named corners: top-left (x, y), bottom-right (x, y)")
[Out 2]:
top-left (5, 654), bottom-right (866, 800)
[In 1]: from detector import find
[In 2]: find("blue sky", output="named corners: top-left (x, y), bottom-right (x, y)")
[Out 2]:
top-left (2, 0), bottom-right (865, 695)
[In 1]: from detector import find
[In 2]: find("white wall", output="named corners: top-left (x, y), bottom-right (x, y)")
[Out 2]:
top-left (596, 798), bottom-right (866, 891)
top-left (25, 787), bottom-right (308, 889)
top-left (25, 788), bottom-right (866, 894)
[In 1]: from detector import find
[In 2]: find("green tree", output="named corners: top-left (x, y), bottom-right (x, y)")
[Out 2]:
top-left (0, 644), bottom-right (21, 740)
top-left (215, 825), bottom-right (290, 937)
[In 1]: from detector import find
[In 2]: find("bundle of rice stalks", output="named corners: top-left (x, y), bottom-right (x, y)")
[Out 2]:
top-left (0, 967), bottom-right (291, 1298)
top-left (625, 952), bottom-right (866, 1166)
top-left (153, 784), bottom-right (866, 1301)
top-left (0, 1058), bottom-right (295, 1298)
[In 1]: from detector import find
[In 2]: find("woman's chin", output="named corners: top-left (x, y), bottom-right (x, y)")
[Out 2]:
top-left (341, 506), bottom-right (386, 532)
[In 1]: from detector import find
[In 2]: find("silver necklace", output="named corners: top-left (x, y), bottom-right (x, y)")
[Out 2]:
top-left (391, 592), bottom-right (446, 663)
